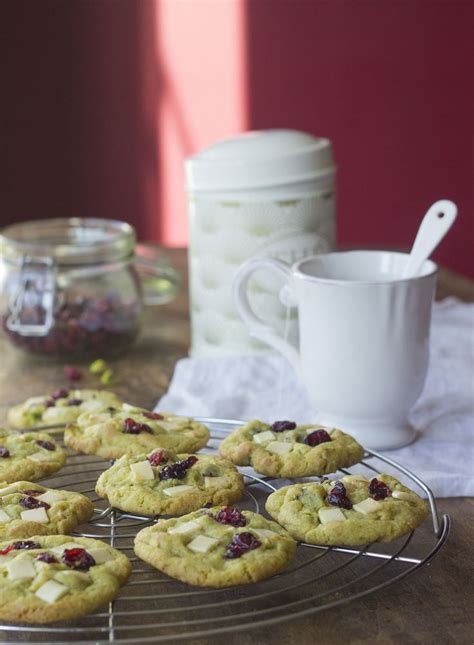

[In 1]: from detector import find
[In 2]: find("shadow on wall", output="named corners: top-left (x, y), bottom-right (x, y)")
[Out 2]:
top-left (1, 0), bottom-right (161, 241)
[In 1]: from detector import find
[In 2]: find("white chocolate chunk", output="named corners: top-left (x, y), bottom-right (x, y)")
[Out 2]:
top-left (80, 399), bottom-right (104, 412)
top-left (4, 508), bottom-right (17, 519)
top-left (54, 570), bottom-right (91, 588)
top-left (7, 557), bottom-right (36, 580)
top-left (187, 535), bottom-right (219, 553)
top-left (35, 579), bottom-right (69, 603)
top-left (130, 461), bottom-right (155, 481)
top-left (251, 528), bottom-right (279, 539)
top-left (392, 490), bottom-right (419, 502)
top-left (26, 396), bottom-right (49, 407)
top-left (122, 402), bottom-right (143, 411)
top-left (266, 441), bottom-right (292, 455)
top-left (54, 570), bottom-right (90, 587)
top-left (353, 498), bottom-right (383, 514)
top-left (86, 548), bottom-right (114, 564)
top-left (163, 485), bottom-right (194, 497)
top-left (87, 412), bottom-right (111, 423)
top-left (318, 507), bottom-right (347, 524)
top-left (0, 509), bottom-right (11, 523)
top-left (155, 420), bottom-right (184, 432)
top-left (168, 519), bottom-right (203, 535)
top-left (253, 430), bottom-right (275, 445)
top-left (204, 476), bottom-right (229, 488)
top-left (37, 490), bottom-right (62, 505)
top-left (42, 406), bottom-right (69, 418)
top-left (0, 483), bottom-right (29, 496)
top-left (20, 507), bottom-right (49, 523)
top-left (28, 451), bottom-right (54, 462)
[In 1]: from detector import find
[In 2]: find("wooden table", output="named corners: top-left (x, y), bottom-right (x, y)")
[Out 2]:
top-left (0, 248), bottom-right (472, 645)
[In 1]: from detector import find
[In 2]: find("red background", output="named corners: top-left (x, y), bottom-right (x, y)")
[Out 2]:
top-left (1, 0), bottom-right (473, 276)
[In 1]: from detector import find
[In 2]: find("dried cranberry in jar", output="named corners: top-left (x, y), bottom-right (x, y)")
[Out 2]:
top-left (0, 219), bottom-right (149, 358)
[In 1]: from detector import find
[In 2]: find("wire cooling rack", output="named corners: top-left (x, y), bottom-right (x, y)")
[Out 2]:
top-left (1, 417), bottom-right (450, 643)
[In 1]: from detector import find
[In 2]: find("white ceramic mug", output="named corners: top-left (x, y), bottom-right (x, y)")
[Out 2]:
top-left (233, 250), bottom-right (437, 450)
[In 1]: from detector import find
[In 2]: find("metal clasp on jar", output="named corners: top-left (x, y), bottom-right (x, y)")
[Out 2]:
top-left (5, 255), bottom-right (56, 336)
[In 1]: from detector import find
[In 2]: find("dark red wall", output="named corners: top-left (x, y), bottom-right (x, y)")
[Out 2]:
top-left (1, 0), bottom-right (473, 276)
top-left (246, 0), bottom-right (473, 276)
top-left (1, 0), bottom-right (161, 241)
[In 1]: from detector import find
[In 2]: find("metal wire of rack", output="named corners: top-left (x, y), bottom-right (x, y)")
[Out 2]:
top-left (1, 417), bottom-right (450, 643)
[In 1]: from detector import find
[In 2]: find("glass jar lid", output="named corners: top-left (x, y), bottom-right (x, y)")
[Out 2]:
top-left (0, 218), bottom-right (135, 266)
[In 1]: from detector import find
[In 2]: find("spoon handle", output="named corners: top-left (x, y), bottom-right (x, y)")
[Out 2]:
top-left (402, 199), bottom-right (458, 278)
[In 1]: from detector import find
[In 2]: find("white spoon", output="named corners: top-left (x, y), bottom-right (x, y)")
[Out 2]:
top-left (402, 199), bottom-right (457, 278)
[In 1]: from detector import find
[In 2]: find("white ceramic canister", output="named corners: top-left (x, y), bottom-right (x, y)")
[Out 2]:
top-left (185, 129), bottom-right (337, 356)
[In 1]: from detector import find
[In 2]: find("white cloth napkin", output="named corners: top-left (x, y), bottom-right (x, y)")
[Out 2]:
top-left (158, 298), bottom-right (474, 498)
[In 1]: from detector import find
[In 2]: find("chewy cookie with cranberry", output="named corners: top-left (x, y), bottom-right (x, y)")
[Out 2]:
top-left (0, 481), bottom-right (94, 540)
top-left (65, 406), bottom-right (210, 459)
top-left (0, 428), bottom-right (67, 483)
top-left (8, 389), bottom-right (123, 430)
top-left (219, 419), bottom-right (364, 478)
top-left (265, 474), bottom-right (428, 545)
top-left (134, 506), bottom-right (296, 587)
top-left (96, 449), bottom-right (244, 516)
top-left (0, 535), bottom-right (131, 623)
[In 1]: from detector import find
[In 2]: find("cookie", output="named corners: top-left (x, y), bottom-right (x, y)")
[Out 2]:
top-left (265, 474), bottom-right (429, 545)
top-left (134, 506), bottom-right (296, 587)
top-left (64, 406), bottom-right (210, 459)
top-left (0, 535), bottom-right (131, 623)
top-left (219, 419), bottom-right (364, 478)
top-left (0, 428), bottom-right (67, 483)
top-left (96, 449), bottom-right (244, 516)
top-left (8, 389), bottom-right (122, 430)
top-left (0, 481), bottom-right (94, 539)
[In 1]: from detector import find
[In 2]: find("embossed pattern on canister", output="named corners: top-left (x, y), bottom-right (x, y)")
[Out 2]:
top-left (185, 130), bottom-right (337, 356)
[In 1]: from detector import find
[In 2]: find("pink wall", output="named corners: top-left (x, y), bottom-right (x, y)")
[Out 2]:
top-left (1, 0), bottom-right (472, 276)
top-left (157, 0), bottom-right (248, 243)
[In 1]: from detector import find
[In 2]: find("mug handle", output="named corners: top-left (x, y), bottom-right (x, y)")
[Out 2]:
top-left (233, 258), bottom-right (301, 372)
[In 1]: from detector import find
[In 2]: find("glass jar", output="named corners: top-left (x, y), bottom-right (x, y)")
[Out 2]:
top-left (0, 218), bottom-right (180, 358)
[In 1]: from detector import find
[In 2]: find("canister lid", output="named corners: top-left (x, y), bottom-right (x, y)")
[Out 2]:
top-left (185, 129), bottom-right (335, 192)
